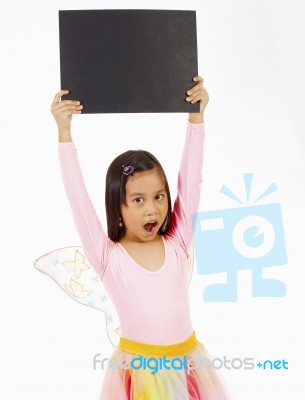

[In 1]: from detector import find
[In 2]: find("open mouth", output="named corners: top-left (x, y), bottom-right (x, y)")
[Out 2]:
top-left (143, 222), bottom-right (157, 233)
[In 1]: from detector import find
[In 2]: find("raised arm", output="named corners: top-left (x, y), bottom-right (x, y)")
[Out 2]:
top-left (51, 91), bottom-right (111, 276)
top-left (168, 76), bottom-right (209, 251)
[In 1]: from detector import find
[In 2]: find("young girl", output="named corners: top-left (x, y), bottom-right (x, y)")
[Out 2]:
top-left (39, 76), bottom-right (230, 399)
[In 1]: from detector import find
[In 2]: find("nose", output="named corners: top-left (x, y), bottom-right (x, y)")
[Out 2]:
top-left (146, 200), bottom-right (158, 215)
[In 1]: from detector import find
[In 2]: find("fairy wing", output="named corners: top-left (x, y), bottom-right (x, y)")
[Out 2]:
top-left (34, 246), bottom-right (121, 350)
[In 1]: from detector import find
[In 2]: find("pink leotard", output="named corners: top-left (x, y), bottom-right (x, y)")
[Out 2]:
top-left (58, 121), bottom-right (205, 345)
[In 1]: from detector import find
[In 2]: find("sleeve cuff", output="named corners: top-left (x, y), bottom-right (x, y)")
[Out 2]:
top-left (58, 141), bottom-right (75, 149)
top-left (187, 120), bottom-right (205, 129)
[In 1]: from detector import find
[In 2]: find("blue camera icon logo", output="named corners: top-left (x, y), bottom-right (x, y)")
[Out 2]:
top-left (192, 173), bottom-right (287, 302)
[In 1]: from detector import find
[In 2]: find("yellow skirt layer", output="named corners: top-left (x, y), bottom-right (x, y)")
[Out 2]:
top-left (118, 331), bottom-right (198, 358)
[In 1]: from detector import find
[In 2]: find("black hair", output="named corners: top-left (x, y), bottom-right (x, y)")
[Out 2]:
top-left (105, 150), bottom-right (172, 241)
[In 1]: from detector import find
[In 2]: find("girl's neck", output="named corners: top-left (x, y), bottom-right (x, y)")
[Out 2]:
top-left (118, 234), bottom-right (165, 271)
top-left (119, 233), bottom-right (163, 247)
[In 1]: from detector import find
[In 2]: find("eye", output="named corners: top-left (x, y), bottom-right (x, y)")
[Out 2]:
top-left (134, 197), bottom-right (144, 203)
top-left (155, 194), bottom-right (164, 201)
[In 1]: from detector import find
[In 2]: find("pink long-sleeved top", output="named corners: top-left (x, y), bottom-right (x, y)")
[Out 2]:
top-left (58, 121), bottom-right (205, 345)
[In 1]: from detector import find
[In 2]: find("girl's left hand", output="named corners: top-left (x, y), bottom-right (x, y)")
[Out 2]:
top-left (186, 75), bottom-right (209, 123)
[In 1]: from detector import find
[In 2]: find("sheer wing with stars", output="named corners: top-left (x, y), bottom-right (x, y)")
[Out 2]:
top-left (34, 246), bottom-right (121, 349)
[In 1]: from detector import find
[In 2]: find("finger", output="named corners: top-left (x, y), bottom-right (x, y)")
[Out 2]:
top-left (190, 93), bottom-right (206, 104)
top-left (193, 75), bottom-right (204, 83)
top-left (61, 109), bottom-right (83, 116)
top-left (186, 85), bottom-right (204, 98)
top-left (186, 80), bottom-right (204, 96)
top-left (186, 86), bottom-right (206, 102)
top-left (55, 108), bottom-right (83, 118)
top-left (51, 107), bottom-right (83, 119)
top-left (52, 90), bottom-right (70, 105)
top-left (56, 103), bottom-right (83, 111)
top-left (52, 101), bottom-right (82, 113)
top-left (52, 106), bottom-right (83, 117)
top-left (53, 100), bottom-right (81, 108)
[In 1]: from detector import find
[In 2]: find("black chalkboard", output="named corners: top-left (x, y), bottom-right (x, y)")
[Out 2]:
top-left (59, 9), bottom-right (199, 114)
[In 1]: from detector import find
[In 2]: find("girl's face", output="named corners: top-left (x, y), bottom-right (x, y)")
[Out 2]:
top-left (121, 168), bottom-right (168, 242)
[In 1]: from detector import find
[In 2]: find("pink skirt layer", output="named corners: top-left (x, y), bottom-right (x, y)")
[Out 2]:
top-left (99, 340), bottom-right (230, 399)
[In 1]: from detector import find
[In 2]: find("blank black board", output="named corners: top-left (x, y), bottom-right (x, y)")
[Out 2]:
top-left (59, 9), bottom-right (199, 114)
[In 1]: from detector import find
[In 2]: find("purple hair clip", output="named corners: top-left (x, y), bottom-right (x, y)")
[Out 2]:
top-left (122, 165), bottom-right (134, 176)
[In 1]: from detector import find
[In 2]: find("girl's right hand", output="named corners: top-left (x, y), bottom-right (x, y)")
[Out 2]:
top-left (51, 90), bottom-right (83, 134)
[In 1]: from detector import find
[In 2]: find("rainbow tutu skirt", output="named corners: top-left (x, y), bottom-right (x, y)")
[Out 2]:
top-left (99, 331), bottom-right (230, 399)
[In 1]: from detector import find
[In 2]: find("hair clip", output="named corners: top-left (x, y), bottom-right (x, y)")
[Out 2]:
top-left (122, 165), bottom-right (134, 176)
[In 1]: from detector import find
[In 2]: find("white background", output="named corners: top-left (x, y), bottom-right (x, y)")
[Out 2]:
top-left (1, 0), bottom-right (304, 399)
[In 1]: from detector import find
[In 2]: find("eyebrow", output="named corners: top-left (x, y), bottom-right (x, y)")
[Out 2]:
top-left (128, 189), bottom-right (166, 198)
